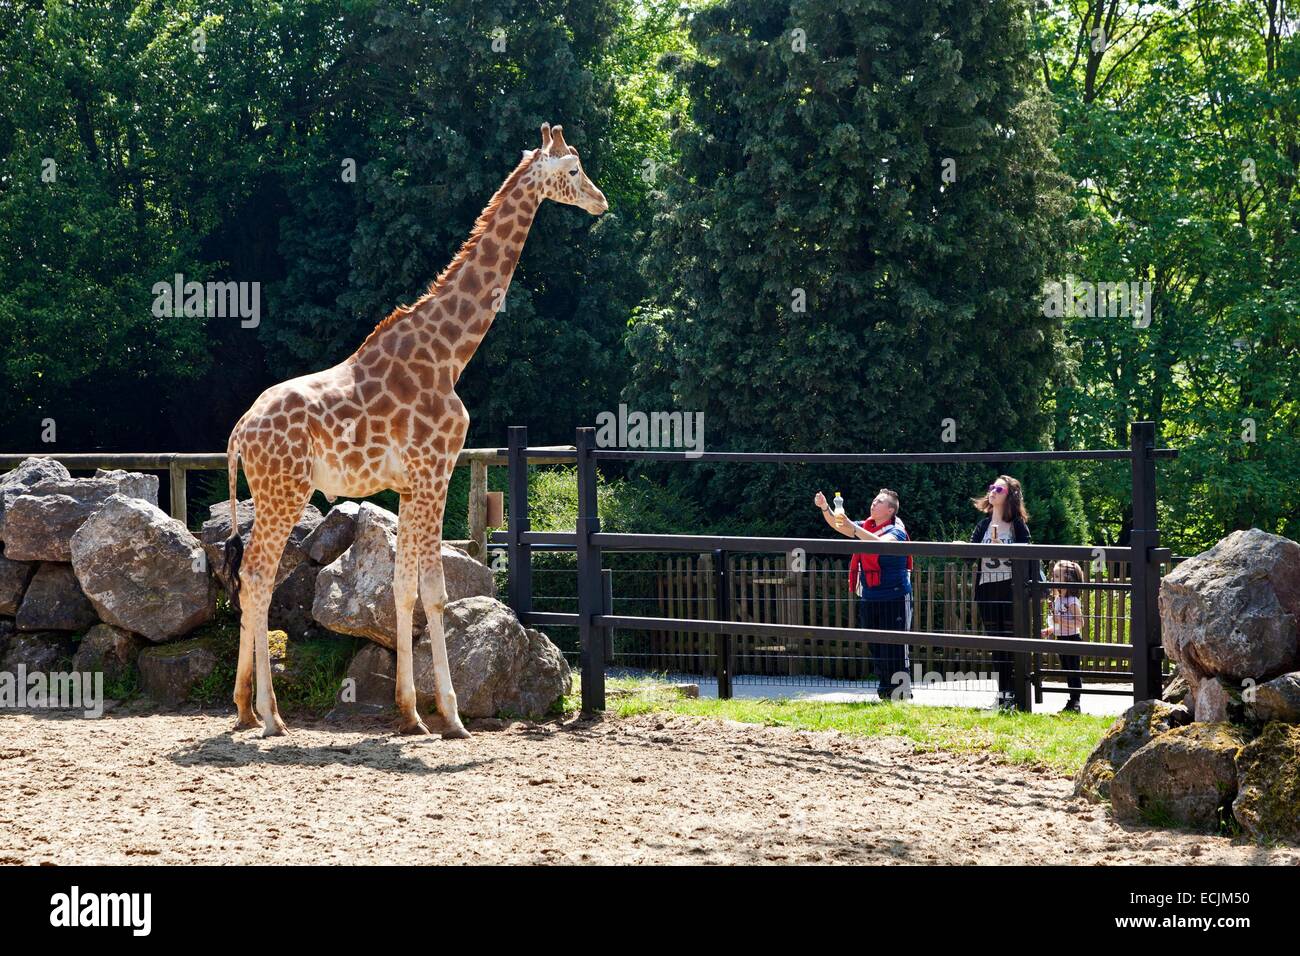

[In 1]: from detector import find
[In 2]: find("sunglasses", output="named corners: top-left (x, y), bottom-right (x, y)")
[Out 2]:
top-left (988, 484), bottom-right (1008, 494)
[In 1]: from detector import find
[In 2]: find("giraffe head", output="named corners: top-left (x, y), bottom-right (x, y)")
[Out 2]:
top-left (530, 122), bottom-right (608, 215)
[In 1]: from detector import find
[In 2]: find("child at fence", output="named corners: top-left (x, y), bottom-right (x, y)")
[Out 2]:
top-left (1040, 559), bottom-right (1085, 713)
top-left (815, 488), bottom-right (912, 700)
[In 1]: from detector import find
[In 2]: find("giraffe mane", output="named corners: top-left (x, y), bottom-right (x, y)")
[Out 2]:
top-left (352, 148), bottom-right (540, 355)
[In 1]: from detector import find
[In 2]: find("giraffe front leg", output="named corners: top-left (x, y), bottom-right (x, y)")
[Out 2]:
top-left (394, 504), bottom-right (431, 735)
top-left (233, 616), bottom-right (260, 731)
top-left (420, 549), bottom-right (470, 740)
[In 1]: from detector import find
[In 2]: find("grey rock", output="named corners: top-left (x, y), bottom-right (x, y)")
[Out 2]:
top-left (72, 623), bottom-right (145, 685)
top-left (71, 494), bottom-right (214, 642)
top-left (1110, 722), bottom-right (1250, 831)
top-left (3, 471), bottom-right (159, 562)
top-left (2, 631), bottom-right (75, 673)
top-left (1232, 722), bottom-right (1300, 843)
top-left (1074, 699), bottom-right (1193, 802)
top-left (270, 562), bottom-right (320, 640)
top-left (0, 549), bottom-right (36, 615)
top-left (1161, 672), bottom-right (1190, 705)
top-left (1246, 671), bottom-right (1300, 724)
top-left (201, 498), bottom-right (323, 591)
top-left (301, 501), bottom-right (360, 565)
top-left (311, 503), bottom-right (496, 649)
top-left (137, 638), bottom-right (221, 706)
top-left (0, 457), bottom-right (70, 542)
top-left (329, 598), bottom-right (570, 722)
top-left (415, 596), bottom-right (570, 720)
top-left (330, 641), bottom-right (400, 718)
top-left (1160, 529), bottom-right (1300, 686)
top-left (1192, 675), bottom-right (1245, 724)
top-left (15, 563), bottom-right (98, 632)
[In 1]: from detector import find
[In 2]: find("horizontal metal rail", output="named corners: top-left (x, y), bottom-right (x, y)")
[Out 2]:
top-left (0, 445), bottom-right (577, 471)
top-left (590, 448), bottom-right (1178, 464)
top-left (592, 613), bottom-right (1128, 659)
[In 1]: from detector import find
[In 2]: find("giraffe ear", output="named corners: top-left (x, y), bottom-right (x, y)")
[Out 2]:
top-left (540, 123), bottom-right (553, 151)
top-left (568, 145), bottom-right (578, 157)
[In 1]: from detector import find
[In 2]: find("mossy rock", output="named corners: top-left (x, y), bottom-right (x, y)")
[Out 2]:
top-left (1074, 699), bottom-right (1192, 802)
top-left (1232, 722), bottom-right (1300, 844)
top-left (1111, 722), bottom-right (1252, 832)
top-left (138, 635), bottom-right (229, 706)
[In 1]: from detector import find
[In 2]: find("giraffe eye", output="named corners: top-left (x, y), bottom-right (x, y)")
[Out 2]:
top-left (568, 169), bottom-right (578, 176)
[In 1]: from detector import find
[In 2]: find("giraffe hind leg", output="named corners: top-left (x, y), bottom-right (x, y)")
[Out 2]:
top-left (237, 480), bottom-right (311, 737)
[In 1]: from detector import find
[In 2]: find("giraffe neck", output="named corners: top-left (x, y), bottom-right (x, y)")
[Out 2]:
top-left (353, 156), bottom-right (542, 383)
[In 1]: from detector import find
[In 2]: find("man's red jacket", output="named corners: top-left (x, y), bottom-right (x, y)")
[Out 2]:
top-left (848, 518), bottom-right (913, 594)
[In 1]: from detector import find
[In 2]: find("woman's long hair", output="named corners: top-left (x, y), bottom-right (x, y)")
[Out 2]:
top-left (971, 474), bottom-right (1030, 523)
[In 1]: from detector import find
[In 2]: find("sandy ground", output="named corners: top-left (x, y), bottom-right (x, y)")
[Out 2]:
top-left (1, 708), bottom-right (1296, 865)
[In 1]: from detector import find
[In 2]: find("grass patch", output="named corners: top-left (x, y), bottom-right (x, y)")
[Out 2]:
top-left (575, 677), bottom-right (1113, 776)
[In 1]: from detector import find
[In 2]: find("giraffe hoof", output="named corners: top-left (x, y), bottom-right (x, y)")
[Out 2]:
top-left (261, 715), bottom-right (290, 738)
top-left (233, 715), bottom-right (262, 732)
top-left (399, 719), bottom-right (432, 736)
top-left (441, 725), bottom-right (472, 740)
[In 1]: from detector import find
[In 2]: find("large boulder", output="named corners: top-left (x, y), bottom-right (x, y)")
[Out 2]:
top-left (1160, 530), bottom-right (1300, 701)
top-left (72, 623), bottom-right (145, 686)
top-left (1, 631), bottom-right (75, 673)
top-left (136, 637), bottom-right (222, 706)
top-left (0, 457), bottom-right (70, 542)
top-left (1246, 672), bottom-right (1300, 724)
top-left (416, 596), bottom-right (570, 719)
top-left (15, 563), bottom-right (98, 632)
top-left (1110, 723), bottom-right (1250, 831)
top-left (2, 470), bottom-right (159, 562)
top-left (301, 501), bottom-right (360, 565)
top-left (311, 503), bottom-right (495, 649)
top-left (71, 494), bottom-right (215, 642)
top-left (200, 498), bottom-right (323, 591)
top-left (0, 549), bottom-right (37, 615)
top-left (1232, 722), bottom-right (1300, 843)
top-left (329, 598), bottom-right (570, 721)
top-left (1074, 699), bottom-right (1192, 802)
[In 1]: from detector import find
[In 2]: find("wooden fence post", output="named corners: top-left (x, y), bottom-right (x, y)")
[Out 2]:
top-left (168, 458), bottom-right (187, 526)
top-left (467, 459), bottom-right (488, 561)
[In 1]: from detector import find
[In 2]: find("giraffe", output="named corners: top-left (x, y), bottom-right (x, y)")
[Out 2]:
top-left (223, 123), bottom-right (607, 738)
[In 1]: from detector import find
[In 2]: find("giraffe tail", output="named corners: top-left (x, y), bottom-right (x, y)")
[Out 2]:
top-left (224, 428), bottom-right (245, 612)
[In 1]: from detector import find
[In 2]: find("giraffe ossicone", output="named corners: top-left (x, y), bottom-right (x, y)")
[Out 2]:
top-left (222, 123), bottom-right (607, 738)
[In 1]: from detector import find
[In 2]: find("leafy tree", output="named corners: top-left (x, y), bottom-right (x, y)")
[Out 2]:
top-left (626, 0), bottom-right (1083, 543)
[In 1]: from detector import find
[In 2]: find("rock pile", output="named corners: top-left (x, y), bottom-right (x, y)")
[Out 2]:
top-left (1076, 529), bottom-right (1300, 843)
top-left (0, 457), bottom-right (570, 721)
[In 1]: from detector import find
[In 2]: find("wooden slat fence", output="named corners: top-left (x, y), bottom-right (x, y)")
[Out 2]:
top-left (648, 553), bottom-right (1136, 679)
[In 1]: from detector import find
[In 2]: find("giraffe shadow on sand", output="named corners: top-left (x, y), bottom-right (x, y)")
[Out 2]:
top-left (166, 730), bottom-right (498, 776)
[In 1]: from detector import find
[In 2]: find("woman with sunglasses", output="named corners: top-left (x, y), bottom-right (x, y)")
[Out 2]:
top-left (814, 488), bottom-right (912, 700)
top-left (970, 476), bottom-right (1032, 709)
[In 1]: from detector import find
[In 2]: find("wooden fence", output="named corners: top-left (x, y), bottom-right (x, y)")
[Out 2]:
top-left (641, 553), bottom-right (1137, 679)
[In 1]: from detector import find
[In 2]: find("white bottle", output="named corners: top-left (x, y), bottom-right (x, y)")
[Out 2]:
top-left (832, 491), bottom-right (845, 528)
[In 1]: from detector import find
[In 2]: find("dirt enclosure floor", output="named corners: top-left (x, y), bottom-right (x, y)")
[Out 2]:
top-left (2, 709), bottom-right (1297, 865)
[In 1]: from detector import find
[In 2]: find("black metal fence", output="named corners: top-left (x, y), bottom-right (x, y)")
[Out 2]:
top-left (490, 423), bottom-right (1175, 712)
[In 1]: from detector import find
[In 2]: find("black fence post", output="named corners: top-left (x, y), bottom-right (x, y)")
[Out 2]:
top-left (506, 426), bottom-right (531, 620)
top-left (1030, 572), bottom-right (1044, 705)
top-left (714, 548), bottom-right (732, 699)
top-left (1011, 558), bottom-right (1031, 711)
top-left (575, 426), bottom-right (605, 713)
top-left (1129, 420), bottom-right (1163, 702)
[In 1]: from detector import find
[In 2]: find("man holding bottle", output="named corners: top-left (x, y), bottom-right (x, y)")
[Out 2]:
top-left (814, 488), bottom-right (912, 700)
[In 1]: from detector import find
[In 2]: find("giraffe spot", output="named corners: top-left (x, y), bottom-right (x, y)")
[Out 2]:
top-left (431, 435), bottom-right (447, 453)
top-left (495, 216), bottom-right (516, 237)
top-left (457, 297), bottom-right (475, 321)
top-left (431, 339), bottom-right (451, 361)
top-left (391, 367), bottom-right (418, 404)
top-left (343, 451), bottom-right (364, 470)
top-left (357, 377), bottom-right (382, 403)
top-left (512, 229), bottom-right (527, 244)
top-left (412, 415), bottom-right (433, 443)
top-left (395, 333), bottom-right (414, 359)
top-left (354, 419), bottom-right (369, 444)
top-left (437, 368), bottom-right (452, 393)
top-left (459, 269), bottom-right (482, 295)
top-left (414, 364), bottom-right (435, 389)
top-left (368, 393), bottom-right (396, 417)
top-left (391, 409), bottom-right (410, 440)
top-left (454, 340), bottom-right (476, 363)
